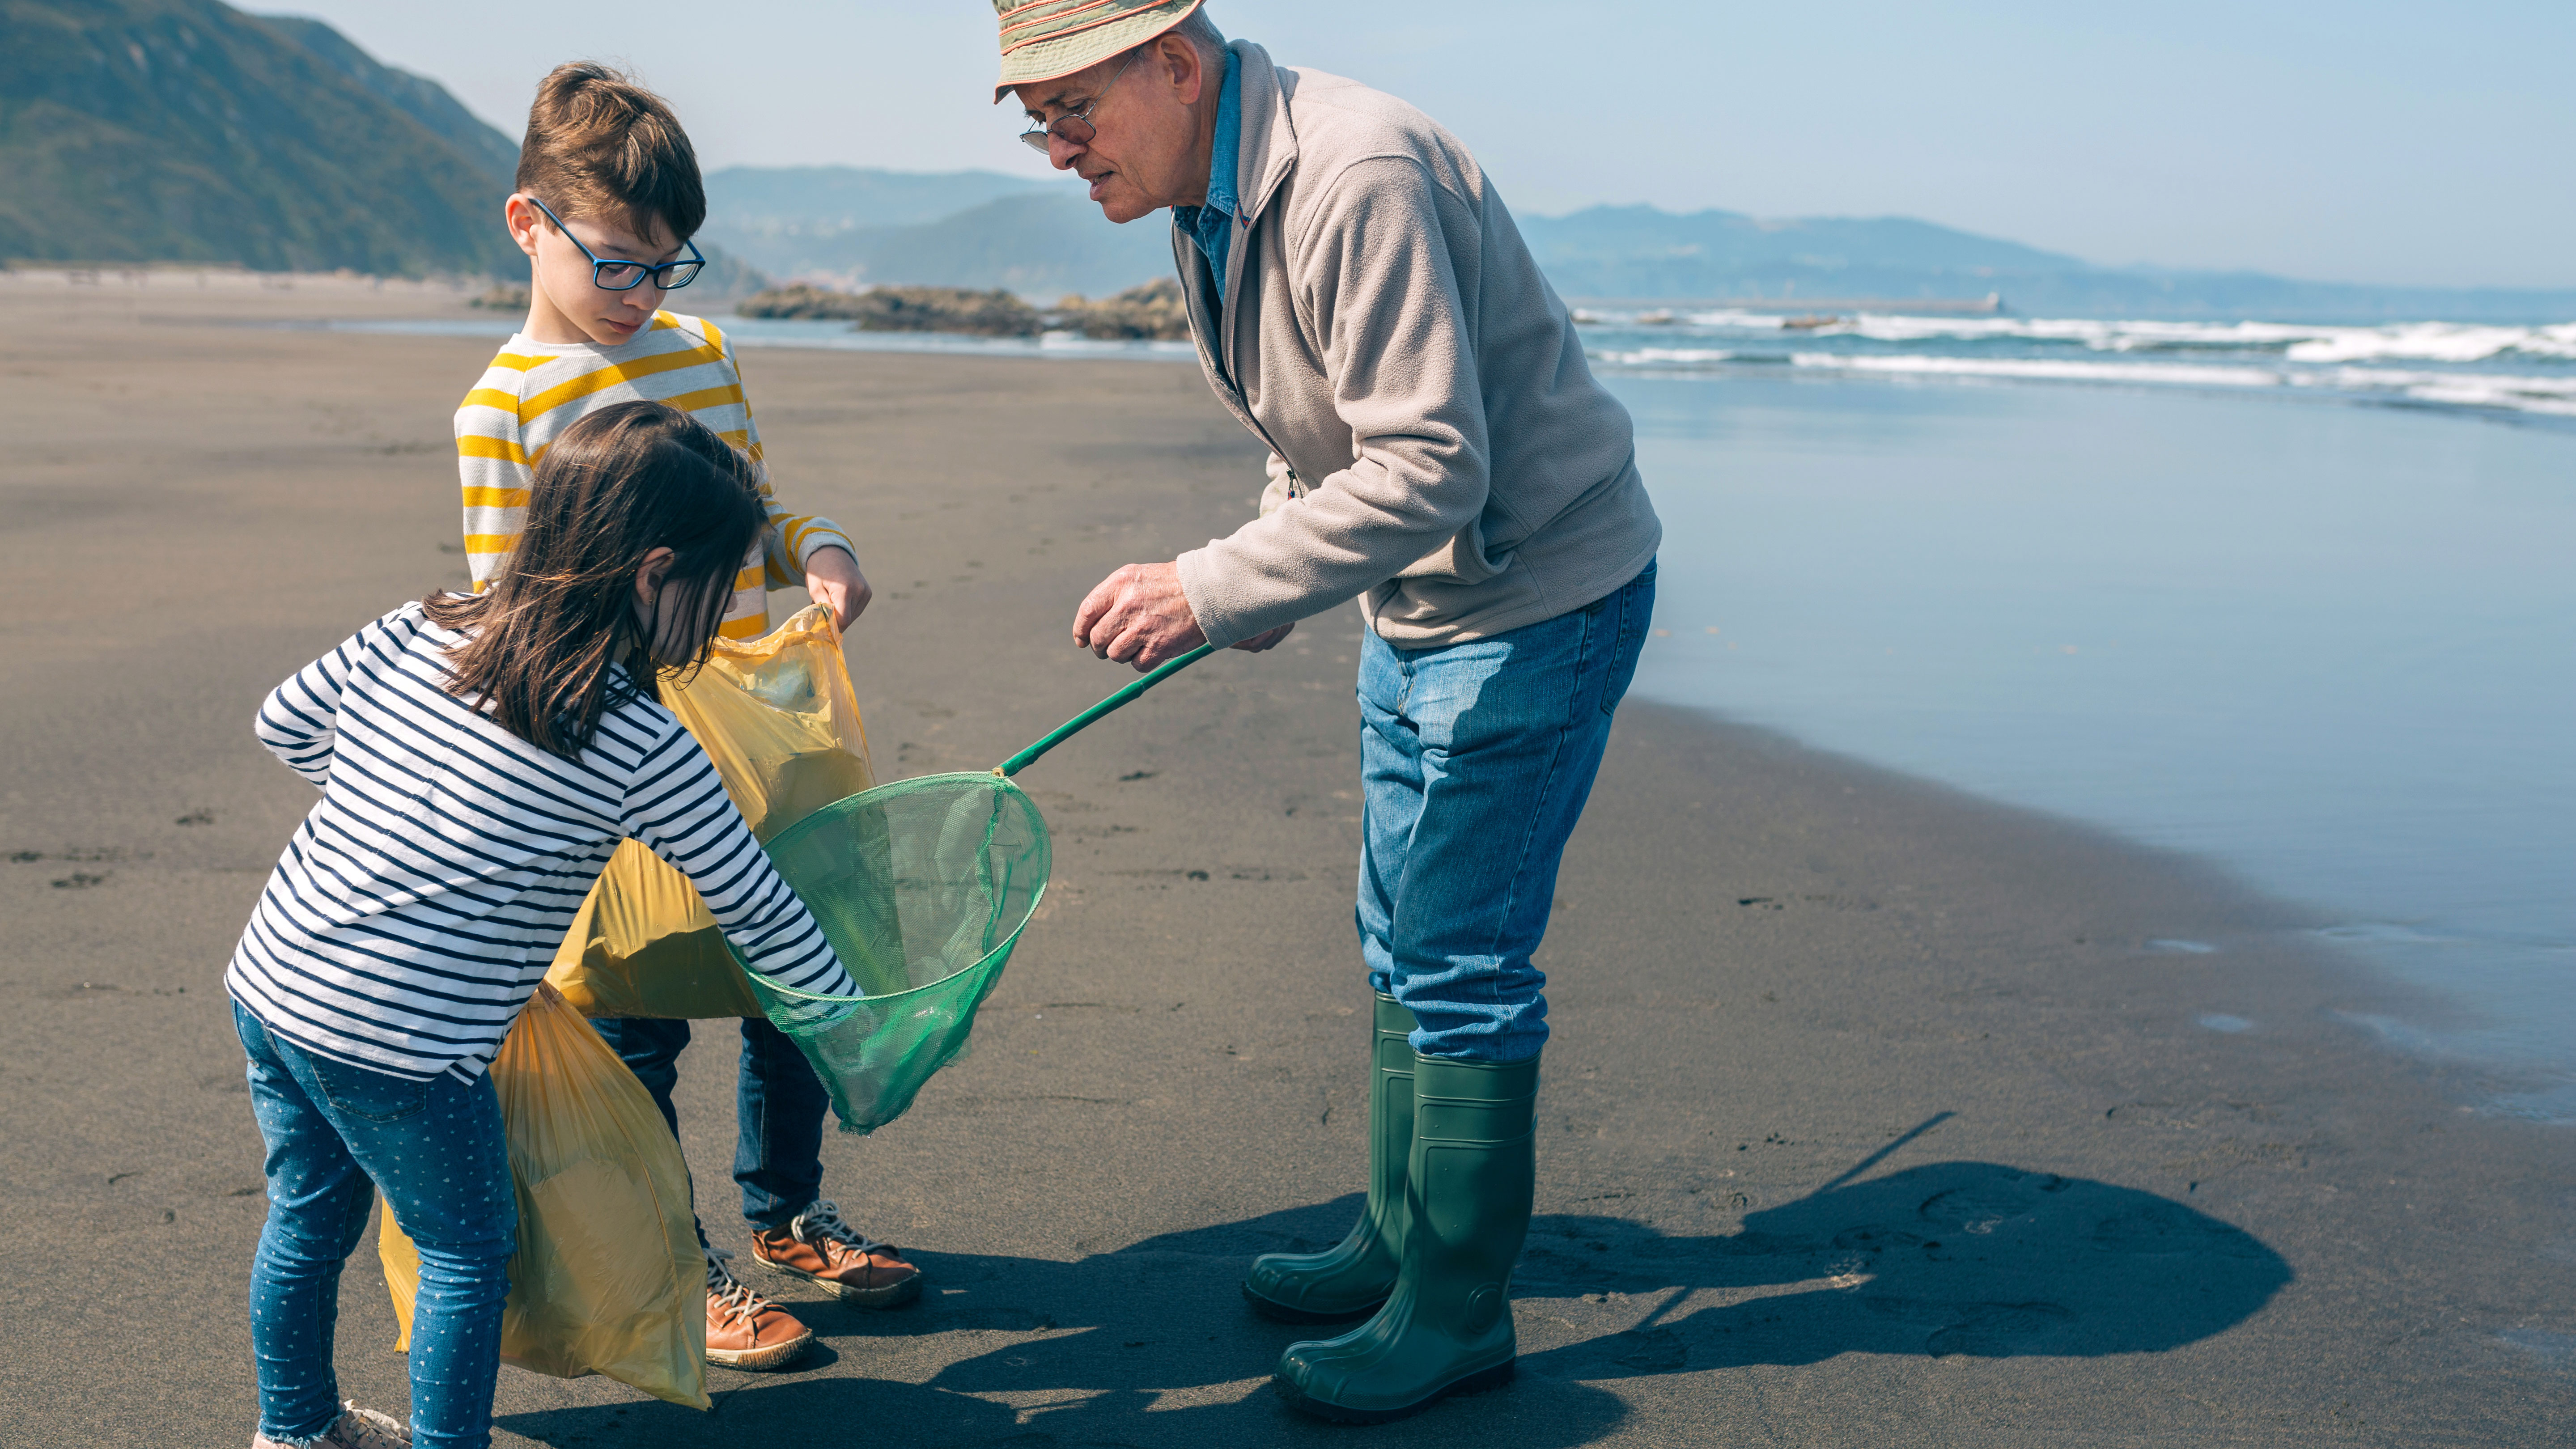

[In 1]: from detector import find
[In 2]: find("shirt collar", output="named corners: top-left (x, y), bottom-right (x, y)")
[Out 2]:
top-left (1205, 47), bottom-right (1242, 222)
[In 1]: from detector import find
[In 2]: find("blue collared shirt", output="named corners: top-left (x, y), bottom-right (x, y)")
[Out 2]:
top-left (1173, 48), bottom-right (1242, 296)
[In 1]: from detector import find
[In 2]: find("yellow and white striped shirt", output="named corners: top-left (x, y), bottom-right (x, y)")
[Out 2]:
top-left (454, 311), bottom-right (851, 640)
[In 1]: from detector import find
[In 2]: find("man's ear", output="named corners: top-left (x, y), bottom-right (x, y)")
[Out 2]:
top-left (1157, 33), bottom-right (1206, 105)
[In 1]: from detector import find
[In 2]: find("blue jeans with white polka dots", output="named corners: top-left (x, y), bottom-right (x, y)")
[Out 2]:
top-left (236, 1002), bottom-right (516, 1449)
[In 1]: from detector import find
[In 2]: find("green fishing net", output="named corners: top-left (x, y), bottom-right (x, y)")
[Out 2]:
top-left (728, 772), bottom-right (1050, 1134)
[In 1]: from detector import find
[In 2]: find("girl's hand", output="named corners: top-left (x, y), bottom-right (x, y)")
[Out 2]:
top-left (803, 546), bottom-right (872, 633)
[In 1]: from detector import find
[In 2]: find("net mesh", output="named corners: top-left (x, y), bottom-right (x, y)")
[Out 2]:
top-left (730, 772), bottom-right (1050, 1133)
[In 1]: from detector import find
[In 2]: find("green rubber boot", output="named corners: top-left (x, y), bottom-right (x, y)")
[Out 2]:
top-left (1242, 994), bottom-right (1417, 1323)
top-left (1272, 1051), bottom-right (1539, 1424)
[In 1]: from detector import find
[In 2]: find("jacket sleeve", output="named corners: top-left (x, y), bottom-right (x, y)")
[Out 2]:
top-left (721, 338), bottom-right (856, 589)
top-left (1175, 157), bottom-right (1492, 645)
top-left (621, 723), bottom-right (858, 998)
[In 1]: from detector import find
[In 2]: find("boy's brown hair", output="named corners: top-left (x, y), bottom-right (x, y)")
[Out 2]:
top-left (515, 63), bottom-right (706, 246)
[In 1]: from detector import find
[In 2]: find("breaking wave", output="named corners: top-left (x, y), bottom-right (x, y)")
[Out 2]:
top-left (1574, 307), bottom-right (2576, 420)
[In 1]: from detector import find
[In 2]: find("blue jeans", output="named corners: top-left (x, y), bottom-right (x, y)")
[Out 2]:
top-left (235, 1002), bottom-right (515, 1449)
top-left (589, 1015), bottom-right (828, 1233)
top-left (1357, 561), bottom-right (1655, 1062)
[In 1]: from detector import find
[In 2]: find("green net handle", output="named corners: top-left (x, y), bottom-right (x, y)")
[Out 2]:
top-left (997, 643), bottom-right (1215, 777)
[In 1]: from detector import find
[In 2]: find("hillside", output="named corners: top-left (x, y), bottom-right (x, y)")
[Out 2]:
top-left (256, 13), bottom-right (518, 188)
top-left (0, 0), bottom-right (521, 274)
top-left (696, 171), bottom-right (1163, 295)
top-left (698, 165), bottom-right (2576, 322)
top-left (818, 193), bottom-right (1173, 300)
top-left (704, 166), bottom-right (1048, 230)
top-left (1513, 206), bottom-right (2576, 321)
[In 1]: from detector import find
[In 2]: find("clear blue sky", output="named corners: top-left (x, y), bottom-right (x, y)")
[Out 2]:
top-left (270, 0), bottom-right (2576, 289)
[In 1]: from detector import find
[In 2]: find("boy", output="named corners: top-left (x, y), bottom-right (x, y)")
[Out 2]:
top-left (455, 62), bottom-right (917, 1373)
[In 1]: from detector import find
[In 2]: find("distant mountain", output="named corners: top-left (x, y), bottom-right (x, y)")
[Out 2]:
top-left (1520, 204), bottom-right (2083, 288)
top-left (1516, 206), bottom-right (2576, 322)
top-left (0, 0), bottom-right (522, 274)
top-left (701, 173), bottom-right (1170, 299)
top-left (256, 13), bottom-right (518, 189)
top-left (704, 165), bottom-right (1050, 234)
top-left (699, 177), bottom-right (2576, 322)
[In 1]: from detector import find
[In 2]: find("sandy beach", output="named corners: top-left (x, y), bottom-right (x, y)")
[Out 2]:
top-left (2, 277), bottom-right (2570, 1447)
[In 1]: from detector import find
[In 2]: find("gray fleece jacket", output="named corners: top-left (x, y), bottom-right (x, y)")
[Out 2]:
top-left (1171, 42), bottom-right (1661, 649)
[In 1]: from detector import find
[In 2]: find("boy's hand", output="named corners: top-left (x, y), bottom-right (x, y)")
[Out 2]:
top-left (804, 546), bottom-right (871, 633)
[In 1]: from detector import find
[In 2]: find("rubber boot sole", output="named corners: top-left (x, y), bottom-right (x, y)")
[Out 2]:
top-left (752, 1254), bottom-right (924, 1309)
top-left (1271, 1359), bottom-right (1515, 1424)
top-left (1241, 1281), bottom-right (1388, 1325)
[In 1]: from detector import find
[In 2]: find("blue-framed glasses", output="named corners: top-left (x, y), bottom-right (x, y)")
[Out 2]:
top-left (526, 195), bottom-right (704, 291)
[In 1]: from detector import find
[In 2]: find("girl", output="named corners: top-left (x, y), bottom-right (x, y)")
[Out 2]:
top-left (227, 401), bottom-right (857, 1449)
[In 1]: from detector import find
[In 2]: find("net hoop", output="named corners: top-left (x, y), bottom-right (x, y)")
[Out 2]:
top-left (726, 770), bottom-right (1050, 1009)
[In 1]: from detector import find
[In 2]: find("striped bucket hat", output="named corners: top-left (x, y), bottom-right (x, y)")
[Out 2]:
top-left (991, 0), bottom-right (1204, 102)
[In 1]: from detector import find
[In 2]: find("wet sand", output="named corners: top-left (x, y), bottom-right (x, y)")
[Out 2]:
top-left (2, 278), bottom-right (2571, 1446)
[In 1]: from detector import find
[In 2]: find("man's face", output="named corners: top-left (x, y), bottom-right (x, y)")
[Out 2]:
top-left (1015, 38), bottom-right (1211, 225)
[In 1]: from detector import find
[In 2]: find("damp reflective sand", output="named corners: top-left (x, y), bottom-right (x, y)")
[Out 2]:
top-left (1614, 373), bottom-right (2576, 1101)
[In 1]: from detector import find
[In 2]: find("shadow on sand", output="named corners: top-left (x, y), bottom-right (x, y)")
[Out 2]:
top-left (497, 1156), bottom-right (2287, 1447)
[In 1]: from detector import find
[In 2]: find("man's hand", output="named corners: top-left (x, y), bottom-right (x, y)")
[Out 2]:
top-left (1073, 562), bottom-right (1210, 670)
top-left (803, 546), bottom-right (871, 633)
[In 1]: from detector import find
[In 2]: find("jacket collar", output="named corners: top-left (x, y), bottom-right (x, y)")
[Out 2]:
top-left (1227, 41), bottom-right (1297, 226)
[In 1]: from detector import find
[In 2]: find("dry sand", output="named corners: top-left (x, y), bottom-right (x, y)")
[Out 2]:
top-left (1, 278), bottom-right (2570, 1446)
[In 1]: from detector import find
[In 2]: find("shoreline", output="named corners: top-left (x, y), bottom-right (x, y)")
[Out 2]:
top-left (4, 286), bottom-right (2571, 1445)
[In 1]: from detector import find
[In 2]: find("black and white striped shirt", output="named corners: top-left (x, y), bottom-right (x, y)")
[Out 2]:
top-left (226, 602), bottom-right (855, 1082)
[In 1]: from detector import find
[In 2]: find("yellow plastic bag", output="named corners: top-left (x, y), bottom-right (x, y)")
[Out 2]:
top-left (547, 604), bottom-right (874, 1019)
top-left (379, 983), bottom-right (708, 1409)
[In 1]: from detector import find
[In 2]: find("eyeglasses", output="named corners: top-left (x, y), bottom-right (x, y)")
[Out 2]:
top-left (526, 195), bottom-right (704, 292)
top-left (1018, 50), bottom-right (1140, 153)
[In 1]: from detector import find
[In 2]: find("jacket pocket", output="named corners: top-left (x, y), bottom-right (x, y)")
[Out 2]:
top-left (1393, 516), bottom-right (1513, 587)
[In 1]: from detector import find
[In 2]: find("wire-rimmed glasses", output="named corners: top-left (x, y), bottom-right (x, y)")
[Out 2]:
top-left (1017, 50), bottom-right (1140, 153)
top-left (526, 195), bottom-right (704, 291)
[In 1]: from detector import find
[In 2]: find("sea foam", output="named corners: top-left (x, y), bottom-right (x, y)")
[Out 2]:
top-left (1790, 353), bottom-right (2285, 390)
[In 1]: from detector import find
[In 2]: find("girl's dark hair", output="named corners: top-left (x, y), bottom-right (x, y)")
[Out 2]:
top-left (424, 401), bottom-right (764, 760)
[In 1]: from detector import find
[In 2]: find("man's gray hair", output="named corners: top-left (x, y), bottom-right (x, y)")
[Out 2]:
top-left (1168, 5), bottom-right (1226, 63)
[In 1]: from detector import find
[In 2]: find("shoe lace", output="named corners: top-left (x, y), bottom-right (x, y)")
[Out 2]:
top-left (704, 1248), bottom-right (776, 1328)
top-left (791, 1198), bottom-right (892, 1259)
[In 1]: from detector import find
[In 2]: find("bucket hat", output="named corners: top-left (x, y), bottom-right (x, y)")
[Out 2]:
top-left (991, 0), bottom-right (1204, 102)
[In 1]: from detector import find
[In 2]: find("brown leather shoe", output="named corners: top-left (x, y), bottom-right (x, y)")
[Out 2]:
top-left (705, 1251), bottom-right (814, 1371)
top-left (748, 1199), bottom-right (924, 1308)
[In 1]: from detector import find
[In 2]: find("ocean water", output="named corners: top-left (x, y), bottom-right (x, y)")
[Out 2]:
top-left (1604, 366), bottom-right (2576, 1111)
top-left (1572, 308), bottom-right (2576, 421)
top-left (308, 313), bottom-right (1196, 361)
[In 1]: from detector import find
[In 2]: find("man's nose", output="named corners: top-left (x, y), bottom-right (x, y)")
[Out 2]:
top-left (1047, 132), bottom-right (1086, 170)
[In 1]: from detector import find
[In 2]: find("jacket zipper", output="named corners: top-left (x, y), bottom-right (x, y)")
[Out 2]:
top-left (1197, 215), bottom-right (1301, 499)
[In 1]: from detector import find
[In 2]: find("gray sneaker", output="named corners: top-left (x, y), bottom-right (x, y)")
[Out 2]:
top-left (251, 1400), bottom-right (411, 1448)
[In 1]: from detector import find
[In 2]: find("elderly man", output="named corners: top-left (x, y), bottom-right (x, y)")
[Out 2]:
top-left (993, 0), bottom-right (1660, 1423)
